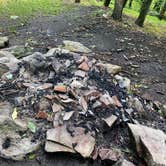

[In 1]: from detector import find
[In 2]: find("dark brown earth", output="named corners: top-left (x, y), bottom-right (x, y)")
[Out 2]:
top-left (0, 5), bottom-right (165, 166)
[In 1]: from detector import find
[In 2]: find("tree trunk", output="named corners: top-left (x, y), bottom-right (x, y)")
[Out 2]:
top-left (123, 0), bottom-right (128, 8)
top-left (135, 0), bottom-right (153, 27)
top-left (112, 0), bottom-right (127, 21)
top-left (129, 0), bottom-right (133, 8)
top-left (104, 0), bottom-right (111, 7)
top-left (158, 0), bottom-right (166, 20)
top-left (75, 0), bottom-right (80, 3)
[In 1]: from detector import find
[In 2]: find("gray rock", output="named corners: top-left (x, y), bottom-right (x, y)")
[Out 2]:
top-left (45, 47), bottom-right (70, 57)
top-left (0, 63), bottom-right (9, 77)
top-left (3, 45), bottom-right (33, 58)
top-left (128, 123), bottom-right (166, 166)
top-left (115, 75), bottom-right (131, 90)
top-left (0, 102), bottom-right (27, 133)
top-left (0, 37), bottom-right (9, 48)
top-left (96, 62), bottom-right (122, 75)
top-left (0, 137), bottom-right (40, 160)
top-left (127, 97), bottom-right (144, 112)
top-left (63, 40), bottom-right (92, 53)
top-left (22, 52), bottom-right (46, 71)
top-left (0, 51), bottom-right (20, 72)
top-left (0, 102), bottom-right (39, 160)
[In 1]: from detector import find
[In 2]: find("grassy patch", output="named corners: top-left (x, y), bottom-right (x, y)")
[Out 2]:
top-left (0, 0), bottom-right (71, 18)
top-left (81, 0), bottom-right (166, 38)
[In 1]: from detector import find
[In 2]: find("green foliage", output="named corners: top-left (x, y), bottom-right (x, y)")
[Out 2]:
top-left (27, 121), bottom-right (36, 133)
top-left (28, 153), bottom-right (36, 160)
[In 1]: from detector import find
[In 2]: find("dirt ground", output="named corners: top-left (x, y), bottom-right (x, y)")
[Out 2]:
top-left (0, 5), bottom-right (166, 166)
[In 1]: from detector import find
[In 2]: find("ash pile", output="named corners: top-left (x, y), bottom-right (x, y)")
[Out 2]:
top-left (0, 40), bottom-right (166, 166)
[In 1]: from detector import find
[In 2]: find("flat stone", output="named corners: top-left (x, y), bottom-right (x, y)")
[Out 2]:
top-left (99, 148), bottom-right (122, 162)
top-left (0, 37), bottom-right (9, 48)
top-left (97, 62), bottom-right (122, 75)
top-left (141, 137), bottom-right (166, 166)
top-left (45, 141), bottom-right (75, 153)
top-left (46, 126), bottom-right (95, 157)
top-left (103, 115), bottom-right (118, 128)
top-left (128, 123), bottom-right (166, 166)
top-left (73, 131), bottom-right (95, 158)
top-left (46, 126), bottom-right (76, 149)
top-left (63, 111), bottom-right (74, 121)
top-left (63, 40), bottom-right (92, 53)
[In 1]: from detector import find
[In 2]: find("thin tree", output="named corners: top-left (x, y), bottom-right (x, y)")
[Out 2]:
top-left (112, 0), bottom-right (128, 20)
top-left (104, 0), bottom-right (111, 7)
top-left (158, 0), bottom-right (166, 20)
top-left (129, 0), bottom-right (133, 8)
top-left (75, 0), bottom-right (80, 3)
top-left (135, 0), bottom-right (153, 27)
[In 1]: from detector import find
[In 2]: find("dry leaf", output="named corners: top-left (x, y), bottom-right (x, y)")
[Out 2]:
top-left (12, 108), bottom-right (18, 120)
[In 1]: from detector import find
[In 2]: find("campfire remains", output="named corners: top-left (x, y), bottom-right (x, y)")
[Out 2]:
top-left (0, 40), bottom-right (166, 165)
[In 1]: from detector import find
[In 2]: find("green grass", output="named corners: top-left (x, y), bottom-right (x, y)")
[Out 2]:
top-left (0, 0), bottom-right (69, 19)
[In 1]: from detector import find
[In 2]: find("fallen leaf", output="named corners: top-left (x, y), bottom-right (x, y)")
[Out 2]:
top-left (28, 153), bottom-right (36, 160)
top-left (28, 121), bottom-right (36, 133)
top-left (12, 108), bottom-right (18, 120)
top-left (36, 111), bottom-right (48, 119)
